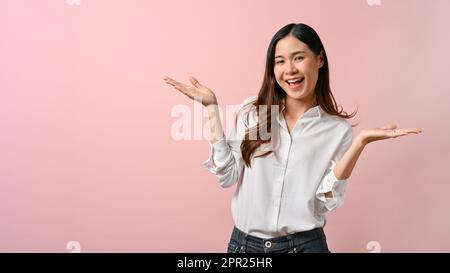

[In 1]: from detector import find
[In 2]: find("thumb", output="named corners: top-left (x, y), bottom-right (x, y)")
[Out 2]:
top-left (380, 123), bottom-right (397, 130)
top-left (189, 76), bottom-right (202, 88)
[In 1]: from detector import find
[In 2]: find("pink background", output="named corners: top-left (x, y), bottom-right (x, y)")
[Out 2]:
top-left (1, 0), bottom-right (449, 252)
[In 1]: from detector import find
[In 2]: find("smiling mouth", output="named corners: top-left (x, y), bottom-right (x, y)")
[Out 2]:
top-left (285, 77), bottom-right (305, 88)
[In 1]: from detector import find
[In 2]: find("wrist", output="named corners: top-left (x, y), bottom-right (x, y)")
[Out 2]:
top-left (354, 134), bottom-right (367, 148)
top-left (206, 103), bottom-right (219, 112)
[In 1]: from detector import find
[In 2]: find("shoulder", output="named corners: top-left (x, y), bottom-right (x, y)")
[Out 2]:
top-left (238, 95), bottom-right (257, 110)
top-left (236, 95), bottom-right (258, 118)
top-left (320, 110), bottom-right (353, 137)
top-left (235, 95), bottom-right (257, 129)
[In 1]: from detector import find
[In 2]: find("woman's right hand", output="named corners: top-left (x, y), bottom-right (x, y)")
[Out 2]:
top-left (163, 76), bottom-right (218, 106)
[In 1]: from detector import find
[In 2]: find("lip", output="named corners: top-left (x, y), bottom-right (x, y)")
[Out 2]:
top-left (285, 77), bottom-right (304, 83)
top-left (286, 77), bottom-right (304, 89)
top-left (285, 77), bottom-right (304, 81)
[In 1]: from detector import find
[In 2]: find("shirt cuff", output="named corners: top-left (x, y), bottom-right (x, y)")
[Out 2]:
top-left (202, 138), bottom-right (230, 174)
top-left (316, 169), bottom-right (348, 211)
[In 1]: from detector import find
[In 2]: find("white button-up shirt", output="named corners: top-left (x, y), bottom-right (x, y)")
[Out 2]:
top-left (203, 96), bottom-right (353, 239)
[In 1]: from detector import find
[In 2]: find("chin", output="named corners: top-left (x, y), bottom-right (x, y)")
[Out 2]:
top-left (284, 87), bottom-right (306, 98)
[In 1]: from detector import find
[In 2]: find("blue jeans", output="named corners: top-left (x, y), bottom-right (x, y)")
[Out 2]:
top-left (227, 226), bottom-right (331, 253)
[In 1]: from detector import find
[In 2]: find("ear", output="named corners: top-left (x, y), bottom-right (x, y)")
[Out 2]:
top-left (318, 51), bottom-right (325, 68)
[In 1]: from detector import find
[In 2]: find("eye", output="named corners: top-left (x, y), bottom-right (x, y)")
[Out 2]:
top-left (275, 60), bottom-right (284, 64)
top-left (295, 56), bottom-right (304, 61)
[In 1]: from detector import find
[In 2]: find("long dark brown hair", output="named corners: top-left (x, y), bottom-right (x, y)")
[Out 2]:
top-left (241, 23), bottom-right (357, 167)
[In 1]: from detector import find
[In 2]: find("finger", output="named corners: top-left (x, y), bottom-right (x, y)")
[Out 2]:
top-left (388, 129), bottom-right (407, 138)
top-left (163, 76), bottom-right (179, 86)
top-left (392, 128), bottom-right (422, 135)
top-left (164, 77), bottom-right (193, 97)
top-left (380, 123), bottom-right (397, 130)
top-left (189, 76), bottom-right (201, 88)
top-left (402, 128), bottom-right (423, 134)
top-left (164, 77), bottom-right (185, 90)
top-left (163, 76), bottom-right (176, 83)
top-left (386, 127), bottom-right (422, 139)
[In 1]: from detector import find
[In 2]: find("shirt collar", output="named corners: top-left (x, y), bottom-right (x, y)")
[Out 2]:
top-left (277, 97), bottom-right (323, 122)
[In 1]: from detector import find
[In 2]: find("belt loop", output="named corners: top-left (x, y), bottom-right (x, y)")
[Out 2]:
top-left (315, 227), bottom-right (324, 240)
top-left (287, 235), bottom-right (294, 249)
top-left (237, 228), bottom-right (247, 253)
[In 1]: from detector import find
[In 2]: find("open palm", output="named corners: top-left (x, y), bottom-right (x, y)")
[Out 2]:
top-left (164, 76), bottom-right (217, 106)
top-left (358, 123), bottom-right (422, 145)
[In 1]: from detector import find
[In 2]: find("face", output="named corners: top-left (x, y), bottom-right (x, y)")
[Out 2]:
top-left (273, 35), bottom-right (324, 104)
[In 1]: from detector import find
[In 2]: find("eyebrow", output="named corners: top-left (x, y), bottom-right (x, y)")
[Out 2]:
top-left (275, 51), bottom-right (306, 59)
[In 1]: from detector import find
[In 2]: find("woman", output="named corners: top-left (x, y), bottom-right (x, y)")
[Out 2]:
top-left (164, 23), bottom-right (421, 253)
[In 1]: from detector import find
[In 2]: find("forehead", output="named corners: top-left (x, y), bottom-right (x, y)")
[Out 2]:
top-left (275, 36), bottom-right (309, 56)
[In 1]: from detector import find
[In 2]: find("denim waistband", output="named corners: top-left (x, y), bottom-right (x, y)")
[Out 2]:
top-left (231, 226), bottom-right (326, 251)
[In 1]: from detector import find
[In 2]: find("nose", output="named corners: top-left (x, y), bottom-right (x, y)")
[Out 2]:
top-left (286, 61), bottom-right (298, 74)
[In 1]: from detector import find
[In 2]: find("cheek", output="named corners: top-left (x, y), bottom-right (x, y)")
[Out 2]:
top-left (303, 64), bottom-right (318, 80)
top-left (309, 69), bottom-right (319, 81)
top-left (305, 61), bottom-right (319, 75)
top-left (274, 68), bottom-right (283, 82)
top-left (298, 62), bottom-right (313, 73)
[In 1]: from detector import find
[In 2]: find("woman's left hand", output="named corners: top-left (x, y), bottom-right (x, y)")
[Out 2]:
top-left (356, 123), bottom-right (422, 146)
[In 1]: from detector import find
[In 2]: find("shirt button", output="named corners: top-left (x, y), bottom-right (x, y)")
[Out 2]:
top-left (264, 241), bottom-right (272, 248)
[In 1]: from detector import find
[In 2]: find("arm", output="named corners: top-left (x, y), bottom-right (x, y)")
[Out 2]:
top-left (164, 75), bottom-right (226, 143)
top-left (206, 104), bottom-right (225, 144)
top-left (202, 99), bottom-right (252, 188)
top-left (325, 123), bottom-right (422, 198)
top-left (164, 76), bottom-right (243, 187)
top-left (333, 137), bottom-right (365, 181)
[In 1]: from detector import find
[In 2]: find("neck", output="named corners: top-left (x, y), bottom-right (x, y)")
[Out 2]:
top-left (283, 95), bottom-right (317, 119)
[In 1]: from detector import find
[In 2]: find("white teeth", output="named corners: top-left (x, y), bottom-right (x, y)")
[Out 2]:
top-left (287, 78), bottom-right (303, 84)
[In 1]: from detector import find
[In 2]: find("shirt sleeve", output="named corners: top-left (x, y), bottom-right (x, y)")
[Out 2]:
top-left (202, 96), bottom-right (256, 188)
top-left (315, 122), bottom-right (353, 213)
